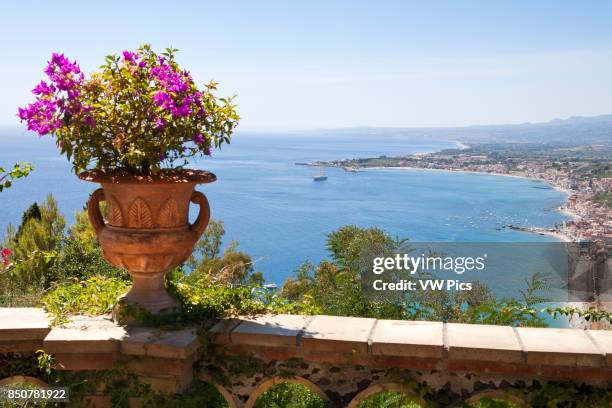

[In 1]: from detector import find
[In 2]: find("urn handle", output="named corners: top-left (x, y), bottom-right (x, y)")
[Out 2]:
top-left (189, 191), bottom-right (210, 238)
top-left (87, 188), bottom-right (106, 235)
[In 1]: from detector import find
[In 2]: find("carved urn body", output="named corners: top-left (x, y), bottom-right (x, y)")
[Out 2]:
top-left (79, 170), bottom-right (215, 315)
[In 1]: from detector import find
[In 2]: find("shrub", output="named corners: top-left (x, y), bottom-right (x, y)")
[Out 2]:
top-left (42, 276), bottom-right (130, 323)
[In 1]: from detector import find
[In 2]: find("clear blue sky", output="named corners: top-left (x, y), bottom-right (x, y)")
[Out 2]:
top-left (1, 1), bottom-right (611, 130)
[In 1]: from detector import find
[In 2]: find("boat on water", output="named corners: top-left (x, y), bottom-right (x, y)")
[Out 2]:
top-left (313, 167), bottom-right (328, 181)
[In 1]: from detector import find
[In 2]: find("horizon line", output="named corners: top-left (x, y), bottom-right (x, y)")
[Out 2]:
top-left (1, 112), bottom-right (610, 134)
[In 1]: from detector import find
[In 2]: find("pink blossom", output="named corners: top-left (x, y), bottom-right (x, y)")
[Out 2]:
top-left (44, 53), bottom-right (83, 94)
top-left (32, 81), bottom-right (56, 96)
top-left (17, 99), bottom-right (60, 135)
top-left (192, 133), bottom-right (205, 144)
top-left (154, 116), bottom-right (166, 129)
top-left (122, 50), bottom-right (137, 63)
top-left (83, 116), bottom-right (96, 127)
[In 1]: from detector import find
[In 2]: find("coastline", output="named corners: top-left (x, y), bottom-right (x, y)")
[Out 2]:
top-left (349, 165), bottom-right (579, 242)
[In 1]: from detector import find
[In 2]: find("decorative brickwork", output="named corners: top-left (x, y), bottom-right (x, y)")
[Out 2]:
top-left (0, 309), bottom-right (611, 407)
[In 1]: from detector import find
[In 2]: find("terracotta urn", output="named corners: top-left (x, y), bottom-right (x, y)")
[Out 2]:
top-left (79, 169), bottom-right (215, 315)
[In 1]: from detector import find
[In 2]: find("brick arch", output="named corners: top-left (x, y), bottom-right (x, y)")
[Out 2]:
top-left (244, 376), bottom-right (330, 408)
top-left (466, 390), bottom-right (530, 407)
top-left (347, 383), bottom-right (425, 408)
top-left (197, 373), bottom-right (240, 408)
top-left (0, 375), bottom-right (50, 389)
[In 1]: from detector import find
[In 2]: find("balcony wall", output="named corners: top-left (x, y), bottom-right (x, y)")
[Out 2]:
top-left (0, 308), bottom-right (611, 407)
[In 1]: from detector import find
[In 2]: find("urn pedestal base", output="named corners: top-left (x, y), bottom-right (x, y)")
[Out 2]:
top-left (112, 271), bottom-right (181, 324)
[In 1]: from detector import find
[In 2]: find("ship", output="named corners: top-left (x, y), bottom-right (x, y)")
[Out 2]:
top-left (313, 167), bottom-right (328, 181)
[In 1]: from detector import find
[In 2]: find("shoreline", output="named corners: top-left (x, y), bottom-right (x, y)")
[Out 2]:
top-left (337, 165), bottom-right (579, 242)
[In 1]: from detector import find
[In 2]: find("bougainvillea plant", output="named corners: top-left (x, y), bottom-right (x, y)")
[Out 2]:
top-left (18, 45), bottom-right (239, 176)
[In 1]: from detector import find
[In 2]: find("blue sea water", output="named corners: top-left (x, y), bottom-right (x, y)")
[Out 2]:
top-left (0, 130), bottom-right (570, 298)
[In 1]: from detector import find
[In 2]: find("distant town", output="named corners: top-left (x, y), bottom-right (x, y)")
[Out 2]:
top-left (314, 142), bottom-right (612, 245)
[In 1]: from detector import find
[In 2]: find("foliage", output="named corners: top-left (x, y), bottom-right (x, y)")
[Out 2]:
top-left (546, 305), bottom-right (612, 324)
top-left (0, 195), bottom-right (65, 305)
top-left (282, 225), bottom-right (551, 327)
top-left (467, 397), bottom-right (520, 407)
top-left (326, 225), bottom-right (392, 266)
top-left (50, 236), bottom-right (127, 281)
top-left (41, 362), bottom-right (231, 408)
top-left (528, 381), bottom-right (612, 408)
top-left (42, 276), bottom-right (130, 324)
top-left (40, 218), bottom-right (318, 325)
top-left (253, 382), bottom-right (328, 408)
top-left (0, 202), bottom-right (129, 307)
top-left (186, 219), bottom-right (226, 267)
top-left (185, 220), bottom-right (264, 287)
top-left (0, 162), bottom-right (33, 192)
top-left (147, 380), bottom-right (230, 408)
top-left (49, 207), bottom-right (127, 281)
top-left (358, 391), bottom-right (422, 408)
top-left (171, 271), bottom-right (269, 322)
top-left (18, 45), bottom-right (239, 175)
top-left (16, 202), bottom-right (42, 238)
top-left (519, 272), bottom-right (552, 306)
top-left (114, 270), bottom-right (319, 328)
top-left (0, 354), bottom-right (44, 380)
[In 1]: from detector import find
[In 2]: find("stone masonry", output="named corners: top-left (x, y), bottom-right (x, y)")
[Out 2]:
top-left (0, 308), bottom-right (611, 407)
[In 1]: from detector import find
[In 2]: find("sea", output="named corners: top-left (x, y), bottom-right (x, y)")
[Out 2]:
top-left (0, 130), bottom-right (571, 304)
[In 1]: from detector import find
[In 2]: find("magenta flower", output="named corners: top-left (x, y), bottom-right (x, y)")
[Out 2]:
top-left (83, 116), bottom-right (96, 127)
top-left (32, 81), bottom-right (56, 96)
top-left (153, 92), bottom-right (173, 110)
top-left (193, 133), bottom-right (205, 144)
top-left (44, 53), bottom-right (83, 93)
top-left (122, 50), bottom-right (137, 63)
top-left (171, 103), bottom-right (191, 118)
top-left (154, 116), bottom-right (166, 129)
top-left (17, 99), bottom-right (61, 135)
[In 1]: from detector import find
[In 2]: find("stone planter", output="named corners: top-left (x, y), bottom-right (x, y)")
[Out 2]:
top-left (79, 169), bottom-right (215, 316)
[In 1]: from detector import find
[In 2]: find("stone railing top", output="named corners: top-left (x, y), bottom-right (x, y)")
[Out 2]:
top-left (211, 314), bottom-right (612, 371)
top-left (1, 308), bottom-right (612, 380)
top-left (0, 308), bottom-right (50, 342)
top-left (0, 309), bottom-right (199, 369)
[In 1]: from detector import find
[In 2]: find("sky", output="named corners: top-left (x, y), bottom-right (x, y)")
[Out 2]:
top-left (1, 1), bottom-right (611, 130)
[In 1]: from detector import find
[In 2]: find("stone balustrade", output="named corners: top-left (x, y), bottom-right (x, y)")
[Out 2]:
top-left (0, 308), bottom-right (611, 407)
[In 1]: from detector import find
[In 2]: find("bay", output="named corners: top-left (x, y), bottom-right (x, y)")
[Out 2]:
top-left (0, 130), bottom-right (569, 296)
